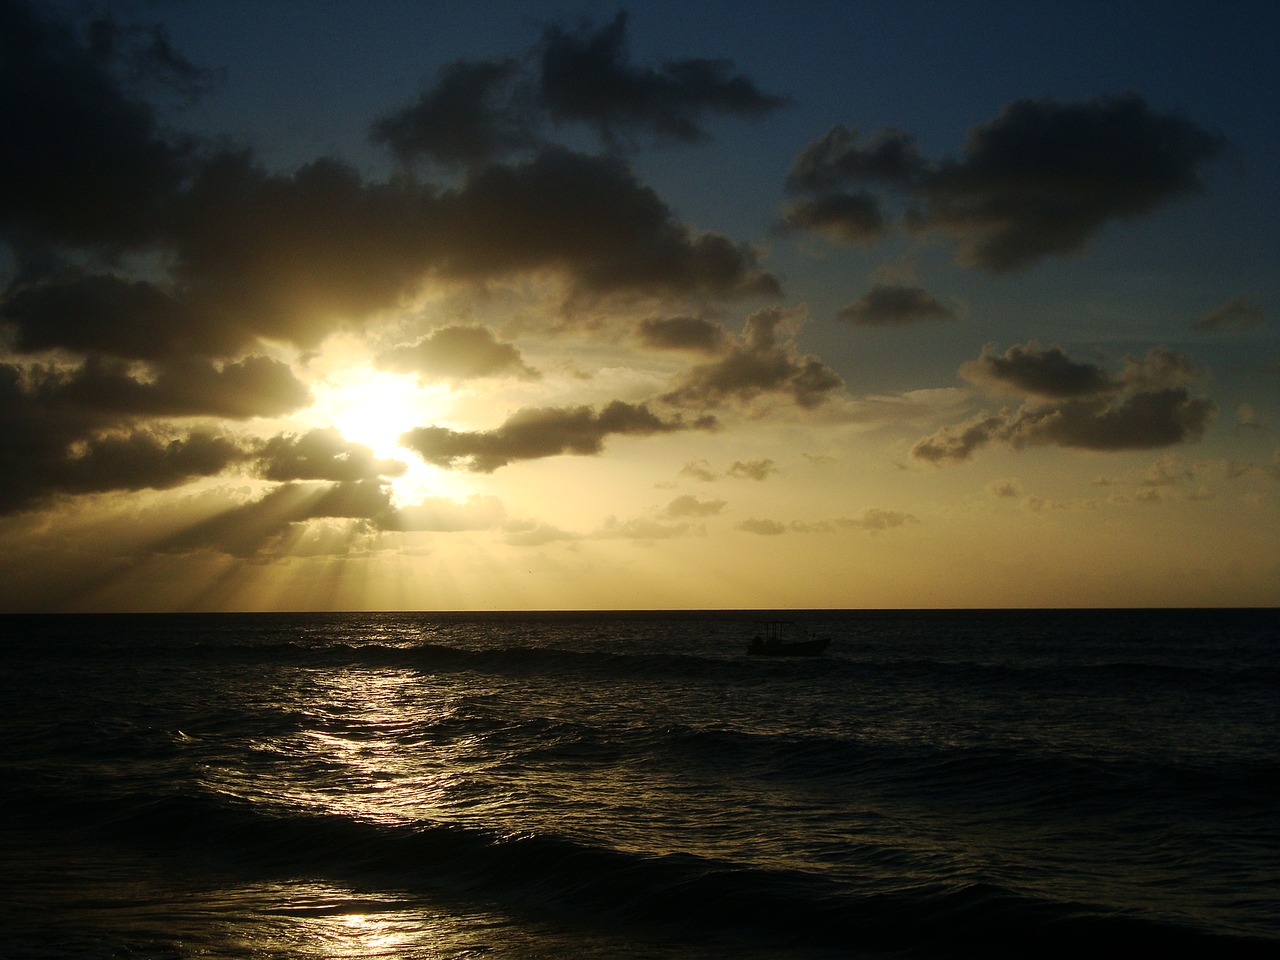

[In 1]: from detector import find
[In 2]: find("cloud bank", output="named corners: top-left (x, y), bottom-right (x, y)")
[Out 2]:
top-left (913, 343), bottom-right (1214, 463)
top-left (784, 95), bottom-right (1225, 271)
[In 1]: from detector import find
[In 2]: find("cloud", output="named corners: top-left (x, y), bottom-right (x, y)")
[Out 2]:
top-left (85, 11), bottom-right (218, 102)
top-left (164, 152), bottom-right (440, 348)
top-left (837, 284), bottom-right (957, 326)
top-left (663, 306), bottom-right (844, 410)
top-left (679, 459), bottom-right (717, 482)
top-left (787, 126), bottom-right (927, 193)
top-left (0, 370), bottom-right (251, 513)
top-left (913, 344), bottom-right (1214, 463)
top-left (728, 458), bottom-right (777, 480)
top-left (1, 272), bottom-right (244, 360)
top-left (1195, 296), bottom-right (1267, 332)
top-left (42, 356), bottom-right (310, 420)
top-left (158, 480), bottom-right (397, 557)
top-left (0, 0), bottom-right (193, 251)
top-left (738, 511), bottom-right (916, 535)
top-left (988, 479), bottom-right (1023, 498)
top-left (503, 519), bottom-right (580, 546)
top-left (9, 145), bottom-right (774, 366)
top-left (849, 508), bottom-right (916, 531)
top-left (737, 517), bottom-right (786, 535)
top-left (255, 428), bottom-right (406, 483)
top-left (961, 342), bottom-right (1111, 398)
top-left (666, 494), bottom-right (726, 517)
top-left (0, 359), bottom-right (305, 513)
top-left (635, 315), bottom-right (729, 354)
top-left (1235, 404), bottom-right (1265, 431)
top-left (401, 400), bottom-right (718, 472)
top-left (537, 12), bottom-right (789, 146)
top-left (41, 430), bottom-right (244, 498)
top-left (790, 509), bottom-right (918, 533)
top-left (395, 495), bottom-right (506, 532)
top-left (369, 58), bottom-right (533, 168)
top-left (5, 2), bottom-right (781, 379)
top-left (598, 515), bottom-right (692, 540)
top-left (785, 95), bottom-right (1225, 271)
top-left (433, 147), bottom-right (780, 301)
top-left (778, 192), bottom-right (885, 246)
top-left (377, 325), bottom-right (538, 382)
top-left (370, 12), bottom-right (787, 166)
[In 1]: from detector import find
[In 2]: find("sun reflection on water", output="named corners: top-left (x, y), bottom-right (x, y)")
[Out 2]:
top-left (226, 665), bottom-right (475, 826)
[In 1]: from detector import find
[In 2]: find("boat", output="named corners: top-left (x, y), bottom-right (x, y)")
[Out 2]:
top-left (747, 621), bottom-right (830, 656)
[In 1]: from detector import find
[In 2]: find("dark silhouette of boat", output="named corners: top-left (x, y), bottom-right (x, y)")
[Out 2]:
top-left (747, 621), bottom-right (830, 656)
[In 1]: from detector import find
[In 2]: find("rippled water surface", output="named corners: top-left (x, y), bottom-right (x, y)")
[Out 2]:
top-left (1, 610), bottom-right (1276, 958)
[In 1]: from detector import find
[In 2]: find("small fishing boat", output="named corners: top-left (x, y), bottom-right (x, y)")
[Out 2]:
top-left (747, 621), bottom-right (830, 657)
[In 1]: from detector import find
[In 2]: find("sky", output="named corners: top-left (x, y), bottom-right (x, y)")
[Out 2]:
top-left (1, 0), bottom-right (1277, 611)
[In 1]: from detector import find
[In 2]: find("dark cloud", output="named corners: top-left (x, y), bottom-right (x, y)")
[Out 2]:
top-left (0, 356), bottom-right (303, 513)
top-left (434, 148), bottom-right (780, 300)
top-left (785, 95), bottom-right (1225, 271)
top-left (163, 152), bottom-right (438, 348)
top-left (0, 367), bottom-right (250, 513)
top-left (401, 400), bottom-right (717, 473)
top-left (1, 272), bottom-right (246, 360)
top-left (158, 480), bottom-right (397, 557)
top-left (370, 58), bottom-right (534, 168)
top-left (538, 12), bottom-right (789, 146)
top-left (22, 145), bottom-right (771, 359)
top-left (786, 126), bottom-right (927, 194)
top-left (913, 344), bottom-right (1214, 463)
top-left (377, 325), bottom-right (537, 381)
top-left (663, 307), bottom-right (843, 410)
top-left (1009, 388), bottom-right (1212, 450)
top-left (86, 13), bottom-right (217, 101)
top-left (837, 284), bottom-right (957, 326)
top-left (1195, 296), bottom-right (1267, 332)
top-left (5, 2), bottom-right (780, 382)
top-left (666, 494), bottom-right (725, 517)
top-left (256, 428), bottom-right (406, 483)
top-left (370, 12), bottom-right (786, 165)
top-left (911, 413), bottom-right (1012, 465)
top-left (0, 0), bottom-right (193, 251)
top-left (635, 316), bottom-right (729, 354)
top-left (27, 355), bottom-right (310, 420)
top-left (961, 342), bottom-right (1111, 398)
top-left (37, 429), bottom-right (243, 498)
top-left (175, 146), bottom-right (766, 352)
top-left (779, 192), bottom-right (885, 246)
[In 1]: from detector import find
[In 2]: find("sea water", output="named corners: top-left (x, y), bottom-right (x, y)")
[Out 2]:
top-left (0, 610), bottom-right (1275, 958)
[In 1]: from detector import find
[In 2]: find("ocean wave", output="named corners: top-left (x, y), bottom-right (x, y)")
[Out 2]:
top-left (9, 780), bottom-right (1274, 958)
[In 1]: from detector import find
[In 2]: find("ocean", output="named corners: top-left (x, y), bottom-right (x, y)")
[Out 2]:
top-left (0, 609), bottom-right (1275, 959)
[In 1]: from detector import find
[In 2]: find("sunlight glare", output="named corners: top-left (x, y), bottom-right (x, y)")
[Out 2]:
top-left (311, 369), bottom-right (445, 460)
top-left (308, 368), bottom-right (472, 505)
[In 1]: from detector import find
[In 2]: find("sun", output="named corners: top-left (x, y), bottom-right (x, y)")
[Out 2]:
top-left (307, 366), bottom-right (462, 505)
top-left (312, 368), bottom-right (433, 458)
